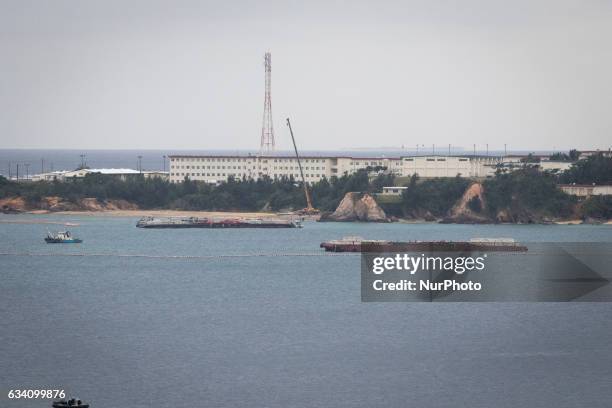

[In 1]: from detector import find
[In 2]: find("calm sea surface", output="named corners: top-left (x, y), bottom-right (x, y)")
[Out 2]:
top-left (1, 215), bottom-right (612, 408)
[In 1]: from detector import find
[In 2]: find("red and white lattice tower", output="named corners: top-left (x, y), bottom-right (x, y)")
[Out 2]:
top-left (260, 52), bottom-right (275, 153)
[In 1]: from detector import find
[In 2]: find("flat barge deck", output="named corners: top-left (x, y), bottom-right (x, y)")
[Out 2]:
top-left (137, 216), bottom-right (302, 229)
top-left (321, 237), bottom-right (527, 252)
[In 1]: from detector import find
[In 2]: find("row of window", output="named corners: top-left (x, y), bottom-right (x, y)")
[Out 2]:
top-left (405, 158), bottom-right (470, 162)
top-left (349, 161), bottom-right (385, 166)
top-left (172, 165), bottom-right (252, 170)
top-left (170, 172), bottom-right (325, 179)
top-left (273, 166), bottom-right (325, 171)
top-left (172, 157), bottom-right (251, 163)
top-left (171, 157), bottom-right (329, 164)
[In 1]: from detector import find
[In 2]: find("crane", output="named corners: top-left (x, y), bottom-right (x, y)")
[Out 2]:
top-left (286, 118), bottom-right (319, 215)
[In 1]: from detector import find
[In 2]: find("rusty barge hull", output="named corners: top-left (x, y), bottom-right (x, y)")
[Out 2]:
top-left (320, 241), bottom-right (528, 253)
top-left (138, 223), bottom-right (297, 229)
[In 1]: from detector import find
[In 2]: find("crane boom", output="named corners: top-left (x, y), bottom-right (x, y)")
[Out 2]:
top-left (286, 118), bottom-right (315, 212)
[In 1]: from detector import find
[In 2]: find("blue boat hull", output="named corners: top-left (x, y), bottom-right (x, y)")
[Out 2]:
top-left (45, 238), bottom-right (83, 244)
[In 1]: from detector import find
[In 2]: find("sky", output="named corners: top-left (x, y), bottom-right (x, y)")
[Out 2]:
top-left (0, 0), bottom-right (611, 151)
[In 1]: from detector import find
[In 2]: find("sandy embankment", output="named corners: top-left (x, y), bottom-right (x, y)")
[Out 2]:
top-left (46, 209), bottom-right (281, 218)
top-left (0, 196), bottom-right (282, 219)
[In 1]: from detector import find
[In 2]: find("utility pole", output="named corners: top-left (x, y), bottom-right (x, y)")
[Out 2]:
top-left (448, 144), bottom-right (451, 156)
top-left (138, 155), bottom-right (142, 173)
top-left (486, 144), bottom-right (489, 157)
top-left (41, 158), bottom-right (44, 174)
top-left (473, 144), bottom-right (476, 157)
top-left (504, 144), bottom-right (507, 156)
top-left (432, 144), bottom-right (435, 155)
top-left (16, 163), bottom-right (19, 181)
top-left (25, 163), bottom-right (30, 180)
top-left (80, 154), bottom-right (86, 169)
top-left (8, 161), bottom-right (11, 179)
top-left (162, 155), bottom-right (166, 172)
top-left (416, 144), bottom-right (419, 155)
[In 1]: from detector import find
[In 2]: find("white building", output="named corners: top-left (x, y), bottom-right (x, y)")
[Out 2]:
top-left (400, 155), bottom-right (501, 178)
top-left (168, 155), bottom-right (407, 184)
top-left (381, 186), bottom-right (408, 196)
top-left (560, 184), bottom-right (612, 197)
top-left (168, 154), bottom-right (503, 184)
top-left (31, 168), bottom-right (168, 182)
top-left (579, 150), bottom-right (612, 159)
top-left (538, 161), bottom-right (573, 172)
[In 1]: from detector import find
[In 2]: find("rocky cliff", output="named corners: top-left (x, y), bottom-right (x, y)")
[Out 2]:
top-left (320, 192), bottom-right (388, 222)
top-left (0, 196), bottom-right (138, 213)
top-left (442, 183), bottom-right (490, 223)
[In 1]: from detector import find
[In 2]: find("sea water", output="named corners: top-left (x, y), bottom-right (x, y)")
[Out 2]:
top-left (1, 215), bottom-right (612, 408)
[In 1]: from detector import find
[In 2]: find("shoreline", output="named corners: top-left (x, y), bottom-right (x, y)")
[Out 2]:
top-left (1, 209), bottom-right (609, 225)
top-left (21, 209), bottom-right (283, 218)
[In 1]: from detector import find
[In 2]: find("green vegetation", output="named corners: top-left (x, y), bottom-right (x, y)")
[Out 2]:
top-left (559, 153), bottom-right (612, 184)
top-left (1, 156), bottom-right (610, 220)
top-left (484, 168), bottom-right (576, 219)
top-left (549, 149), bottom-right (580, 162)
top-left (520, 153), bottom-right (541, 163)
top-left (400, 175), bottom-right (470, 217)
top-left (1, 173), bottom-right (182, 208)
top-left (581, 196), bottom-right (612, 219)
top-left (394, 169), bottom-right (580, 220)
top-left (0, 170), bottom-right (391, 213)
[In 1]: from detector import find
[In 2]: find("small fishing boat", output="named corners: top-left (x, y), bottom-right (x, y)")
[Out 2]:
top-left (45, 231), bottom-right (83, 244)
top-left (52, 398), bottom-right (89, 407)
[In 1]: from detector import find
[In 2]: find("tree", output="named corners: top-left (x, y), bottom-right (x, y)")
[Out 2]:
top-left (401, 175), bottom-right (470, 216)
top-left (581, 196), bottom-right (612, 219)
top-left (560, 153), bottom-right (612, 185)
top-left (520, 153), bottom-right (540, 164)
top-left (484, 168), bottom-right (575, 218)
top-left (550, 149), bottom-right (581, 162)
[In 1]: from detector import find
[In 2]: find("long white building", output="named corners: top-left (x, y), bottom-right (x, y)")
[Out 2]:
top-left (31, 168), bottom-right (168, 182)
top-left (168, 154), bottom-right (503, 184)
top-left (168, 155), bottom-right (400, 184)
top-left (400, 155), bottom-right (499, 178)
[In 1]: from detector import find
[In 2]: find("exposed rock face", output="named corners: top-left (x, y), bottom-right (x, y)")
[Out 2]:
top-left (495, 209), bottom-right (513, 223)
top-left (495, 208), bottom-right (547, 224)
top-left (40, 196), bottom-right (81, 211)
top-left (320, 192), bottom-right (388, 222)
top-left (0, 196), bottom-right (27, 213)
top-left (443, 183), bottom-right (490, 223)
top-left (78, 198), bottom-right (137, 211)
top-left (1, 196), bottom-right (138, 213)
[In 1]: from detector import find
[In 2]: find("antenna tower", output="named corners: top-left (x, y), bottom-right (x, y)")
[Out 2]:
top-left (260, 52), bottom-right (275, 153)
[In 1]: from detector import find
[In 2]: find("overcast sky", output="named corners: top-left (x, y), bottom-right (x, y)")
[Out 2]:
top-left (1, 0), bottom-right (611, 151)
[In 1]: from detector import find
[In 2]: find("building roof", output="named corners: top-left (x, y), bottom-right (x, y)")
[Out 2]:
top-left (86, 168), bottom-right (141, 174)
top-left (167, 154), bottom-right (402, 160)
